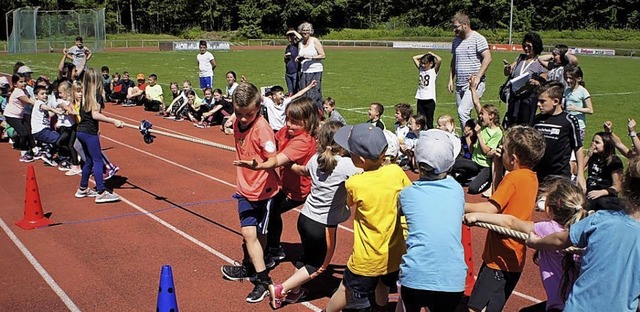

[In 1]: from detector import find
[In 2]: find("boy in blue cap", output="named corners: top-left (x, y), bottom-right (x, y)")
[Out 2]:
top-left (325, 123), bottom-right (411, 312)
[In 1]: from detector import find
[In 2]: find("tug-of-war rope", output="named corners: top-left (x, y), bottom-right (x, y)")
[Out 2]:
top-left (123, 120), bottom-right (236, 152)
top-left (472, 221), bottom-right (584, 254)
top-left (123, 120), bottom-right (584, 254)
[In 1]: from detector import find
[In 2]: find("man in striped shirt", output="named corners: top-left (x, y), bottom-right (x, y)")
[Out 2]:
top-left (448, 12), bottom-right (492, 131)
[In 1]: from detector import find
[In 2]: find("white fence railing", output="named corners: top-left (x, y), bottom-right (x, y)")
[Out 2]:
top-left (248, 39), bottom-right (394, 47)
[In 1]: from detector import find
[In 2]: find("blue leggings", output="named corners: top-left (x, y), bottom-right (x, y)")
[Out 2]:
top-left (77, 131), bottom-right (106, 192)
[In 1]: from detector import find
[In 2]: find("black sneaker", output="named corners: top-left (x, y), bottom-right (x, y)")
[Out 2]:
top-left (246, 280), bottom-right (270, 303)
top-left (267, 246), bottom-right (286, 262)
top-left (265, 256), bottom-right (276, 270)
top-left (221, 263), bottom-right (256, 281)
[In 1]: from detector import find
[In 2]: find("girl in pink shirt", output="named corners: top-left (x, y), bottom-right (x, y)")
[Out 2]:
top-left (464, 177), bottom-right (588, 311)
top-left (4, 73), bottom-right (39, 162)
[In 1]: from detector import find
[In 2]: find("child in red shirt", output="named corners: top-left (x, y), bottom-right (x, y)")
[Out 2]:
top-left (221, 83), bottom-right (281, 304)
top-left (234, 97), bottom-right (319, 263)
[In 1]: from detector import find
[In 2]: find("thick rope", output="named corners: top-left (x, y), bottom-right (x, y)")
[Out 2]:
top-left (122, 122), bottom-right (236, 152)
top-left (473, 221), bottom-right (584, 254)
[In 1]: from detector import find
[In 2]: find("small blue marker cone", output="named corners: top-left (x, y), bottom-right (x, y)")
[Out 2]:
top-left (156, 265), bottom-right (179, 312)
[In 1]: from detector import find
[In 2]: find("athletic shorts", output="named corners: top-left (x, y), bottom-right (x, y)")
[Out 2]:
top-left (33, 128), bottom-right (60, 144)
top-left (199, 76), bottom-right (213, 89)
top-left (343, 267), bottom-right (399, 299)
top-left (234, 193), bottom-right (273, 235)
top-left (467, 263), bottom-right (521, 312)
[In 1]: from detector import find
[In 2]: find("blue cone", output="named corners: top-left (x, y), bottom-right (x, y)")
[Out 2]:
top-left (157, 265), bottom-right (179, 312)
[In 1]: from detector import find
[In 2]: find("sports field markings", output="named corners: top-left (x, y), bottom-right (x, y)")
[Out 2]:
top-left (0, 218), bottom-right (81, 312)
top-left (103, 133), bottom-right (544, 305)
top-left (95, 137), bottom-right (323, 311)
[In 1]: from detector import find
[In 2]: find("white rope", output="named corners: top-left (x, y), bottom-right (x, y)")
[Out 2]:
top-left (473, 221), bottom-right (584, 254)
top-left (123, 122), bottom-right (236, 152)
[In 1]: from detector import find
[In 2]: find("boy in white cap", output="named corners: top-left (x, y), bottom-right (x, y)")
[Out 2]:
top-left (397, 129), bottom-right (467, 311)
top-left (325, 123), bottom-right (411, 312)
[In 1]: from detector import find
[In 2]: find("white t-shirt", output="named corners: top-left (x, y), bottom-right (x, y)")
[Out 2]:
top-left (263, 96), bottom-right (291, 131)
top-left (31, 99), bottom-right (51, 134)
top-left (197, 51), bottom-right (215, 77)
top-left (68, 45), bottom-right (89, 69)
top-left (55, 99), bottom-right (76, 128)
top-left (415, 68), bottom-right (437, 101)
top-left (226, 82), bottom-right (239, 97)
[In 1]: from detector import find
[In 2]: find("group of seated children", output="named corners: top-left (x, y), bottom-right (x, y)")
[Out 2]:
top-left (1, 64), bottom-right (120, 181)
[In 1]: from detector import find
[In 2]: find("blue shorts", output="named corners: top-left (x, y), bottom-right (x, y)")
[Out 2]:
top-left (33, 128), bottom-right (60, 144)
top-left (343, 267), bottom-right (399, 299)
top-left (234, 193), bottom-right (273, 235)
top-left (199, 76), bottom-right (213, 89)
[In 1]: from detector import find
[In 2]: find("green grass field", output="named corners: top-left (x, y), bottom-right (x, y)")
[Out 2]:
top-left (2, 48), bottom-right (639, 146)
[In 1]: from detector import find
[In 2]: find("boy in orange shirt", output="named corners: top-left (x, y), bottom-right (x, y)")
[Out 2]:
top-left (465, 125), bottom-right (546, 312)
top-left (221, 83), bottom-right (281, 303)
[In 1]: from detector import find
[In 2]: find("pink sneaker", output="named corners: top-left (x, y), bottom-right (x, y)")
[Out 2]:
top-left (284, 288), bottom-right (307, 304)
top-left (268, 283), bottom-right (285, 309)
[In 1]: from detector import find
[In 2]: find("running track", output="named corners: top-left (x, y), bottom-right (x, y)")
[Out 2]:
top-left (0, 104), bottom-right (546, 311)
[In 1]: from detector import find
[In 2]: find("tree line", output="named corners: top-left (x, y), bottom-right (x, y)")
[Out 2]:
top-left (2, 0), bottom-right (640, 39)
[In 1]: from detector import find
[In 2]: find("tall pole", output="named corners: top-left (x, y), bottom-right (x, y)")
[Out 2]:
top-left (508, 0), bottom-right (513, 46)
top-left (129, 0), bottom-right (135, 32)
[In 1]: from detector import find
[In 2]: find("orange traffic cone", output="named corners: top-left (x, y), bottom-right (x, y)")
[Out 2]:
top-left (16, 165), bottom-right (53, 230)
top-left (462, 225), bottom-right (475, 296)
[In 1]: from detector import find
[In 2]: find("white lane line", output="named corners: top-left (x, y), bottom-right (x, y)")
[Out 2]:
top-left (103, 134), bottom-right (543, 304)
top-left (91, 145), bottom-right (322, 311)
top-left (0, 218), bottom-right (81, 312)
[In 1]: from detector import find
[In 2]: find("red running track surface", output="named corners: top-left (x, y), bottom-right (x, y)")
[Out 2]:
top-left (0, 104), bottom-right (546, 311)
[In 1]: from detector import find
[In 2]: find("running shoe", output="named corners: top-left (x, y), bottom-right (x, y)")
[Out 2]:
top-left (221, 263), bottom-right (256, 281)
top-left (66, 167), bottom-right (83, 176)
top-left (75, 187), bottom-right (98, 198)
top-left (95, 191), bottom-right (120, 203)
top-left (268, 283), bottom-right (286, 309)
top-left (246, 280), bottom-right (270, 303)
top-left (19, 154), bottom-right (35, 163)
top-left (104, 165), bottom-right (120, 180)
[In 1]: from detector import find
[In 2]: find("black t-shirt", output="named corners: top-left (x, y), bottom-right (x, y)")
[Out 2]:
top-left (533, 112), bottom-right (582, 181)
top-left (586, 155), bottom-right (623, 192)
top-left (77, 94), bottom-right (104, 135)
top-left (120, 79), bottom-right (135, 95)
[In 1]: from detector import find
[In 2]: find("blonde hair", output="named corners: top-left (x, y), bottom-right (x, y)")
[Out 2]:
top-left (81, 68), bottom-right (101, 113)
top-left (315, 121), bottom-right (344, 173)
top-left (57, 81), bottom-right (72, 100)
top-left (72, 80), bottom-right (83, 107)
top-left (285, 97), bottom-right (320, 137)
top-left (437, 114), bottom-right (455, 132)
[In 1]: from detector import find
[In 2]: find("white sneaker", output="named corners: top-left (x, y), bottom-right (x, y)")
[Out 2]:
top-left (66, 168), bottom-right (83, 176)
top-left (95, 191), bottom-right (120, 203)
top-left (75, 187), bottom-right (98, 198)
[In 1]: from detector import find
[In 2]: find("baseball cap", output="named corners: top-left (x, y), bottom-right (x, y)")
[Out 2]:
top-left (17, 65), bottom-right (33, 74)
top-left (136, 73), bottom-right (145, 80)
top-left (382, 130), bottom-right (399, 159)
top-left (334, 123), bottom-right (388, 160)
top-left (0, 76), bottom-right (9, 88)
top-left (415, 129), bottom-right (456, 174)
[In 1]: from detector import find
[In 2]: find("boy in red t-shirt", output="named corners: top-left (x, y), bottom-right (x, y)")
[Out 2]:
top-left (464, 125), bottom-right (546, 311)
top-left (221, 83), bottom-right (281, 304)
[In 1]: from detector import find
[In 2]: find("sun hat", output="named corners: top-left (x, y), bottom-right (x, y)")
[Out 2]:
top-left (334, 123), bottom-right (388, 160)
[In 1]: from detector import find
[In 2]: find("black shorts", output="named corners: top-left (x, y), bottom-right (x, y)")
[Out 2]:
top-left (343, 267), bottom-right (398, 299)
top-left (400, 285), bottom-right (463, 312)
top-left (468, 263), bottom-right (522, 312)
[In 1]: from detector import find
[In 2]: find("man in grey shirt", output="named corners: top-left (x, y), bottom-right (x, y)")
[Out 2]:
top-left (448, 12), bottom-right (492, 131)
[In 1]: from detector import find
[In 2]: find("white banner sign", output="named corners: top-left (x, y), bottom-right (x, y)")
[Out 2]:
top-left (392, 41), bottom-right (452, 50)
top-left (173, 41), bottom-right (230, 51)
top-left (569, 47), bottom-right (615, 56)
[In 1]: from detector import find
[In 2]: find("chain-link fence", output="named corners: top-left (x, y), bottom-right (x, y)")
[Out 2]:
top-left (6, 7), bottom-right (106, 54)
